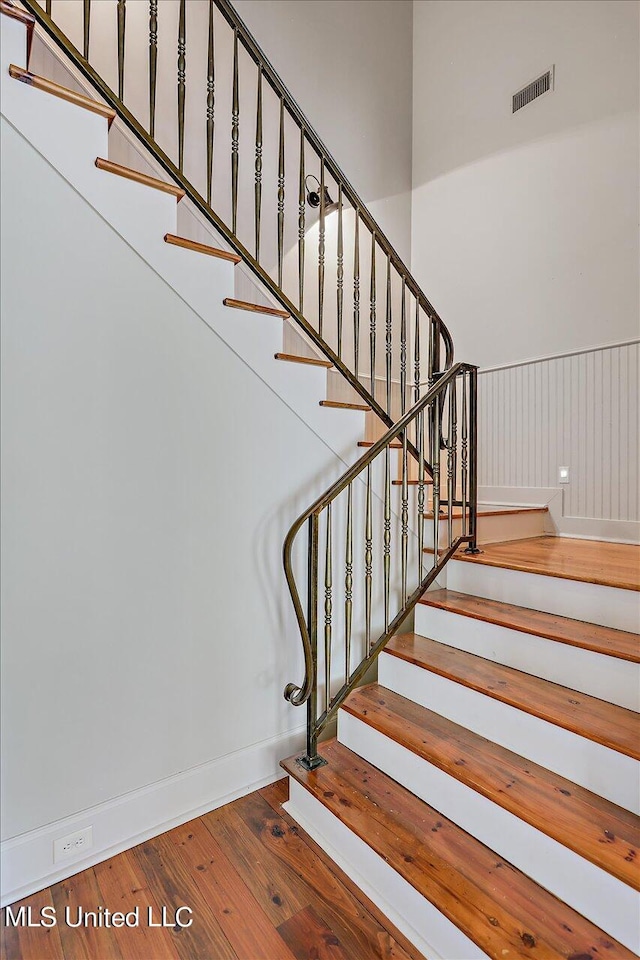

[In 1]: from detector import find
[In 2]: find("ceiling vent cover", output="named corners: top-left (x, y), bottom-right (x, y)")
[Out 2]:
top-left (512, 66), bottom-right (554, 113)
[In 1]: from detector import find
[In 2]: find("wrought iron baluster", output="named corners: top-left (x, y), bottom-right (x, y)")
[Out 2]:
top-left (45, 1), bottom-right (51, 17)
top-left (231, 27), bottom-right (239, 234)
top-left (337, 184), bottom-right (344, 358)
top-left (432, 392), bottom-right (441, 564)
top-left (324, 503), bottom-right (332, 714)
top-left (417, 409), bottom-right (425, 579)
top-left (253, 64), bottom-right (262, 260)
top-left (206, 0), bottom-right (215, 205)
top-left (369, 232), bottom-right (376, 403)
top-left (364, 464), bottom-right (372, 652)
top-left (414, 299), bottom-right (421, 404)
top-left (465, 367), bottom-right (480, 554)
top-left (298, 128), bottom-right (305, 312)
top-left (353, 212), bottom-right (360, 377)
top-left (318, 158), bottom-right (326, 336)
top-left (305, 514), bottom-right (320, 767)
top-left (383, 447), bottom-right (391, 631)
top-left (344, 484), bottom-right (353, 682)
top-left (400, 278), bottom-right (407, 416)
top-left (447, 381), bottom-right (457, 547)
top-left (177, 0), bottom-right (186, 172)
top-left (385, 255), bottom-right (392, 417)
top-left (83, 0), bottom-right (90, 60)
top-left (117, 0), bottom-right (125, 102)
top-left (149, 0), bottom-right (158, 138)
top-left (461, 369), bottom-right (469, 537)
top-left (277, 97), bottom-right (285, 287)
top-left (401, 429), bottom-right (408, 604)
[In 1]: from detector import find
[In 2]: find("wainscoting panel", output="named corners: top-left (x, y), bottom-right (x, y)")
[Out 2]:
top-left (478, 341), bottom-right (639, 524)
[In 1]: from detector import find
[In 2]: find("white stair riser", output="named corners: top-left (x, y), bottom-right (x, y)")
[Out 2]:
top-left (284, 780), bottom-right (487, 960)
top-left (339, 711), bottom-right (639, 954)
top-left (446, 559), bottom-right (640, 632)
top-left (424, 511), bottom-right (546, 548)
top-left (379, 653), bottom-right (640, 813)
top-left (414, 604), bottom-right (639, 711)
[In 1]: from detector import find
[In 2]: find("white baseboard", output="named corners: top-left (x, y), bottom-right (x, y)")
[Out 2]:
top-left (478, 486), bottom-right (639, 543)
top-left (1, 727), bottom-right (304, 908)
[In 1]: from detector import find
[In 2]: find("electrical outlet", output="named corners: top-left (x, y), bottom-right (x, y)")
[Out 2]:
top-left (558, 466), bottom-right (570, 484)
top-left (53, 826), bottom-right (93, 863)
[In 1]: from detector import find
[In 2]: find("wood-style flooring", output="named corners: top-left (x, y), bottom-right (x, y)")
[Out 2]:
top-left (0, 779), bottom-right (421, 960)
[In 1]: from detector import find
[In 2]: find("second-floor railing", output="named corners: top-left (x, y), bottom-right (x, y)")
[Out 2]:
top-left (23, 0), bottom-right (453, 426)
top-left (284, 363), bottom-right (479, 769)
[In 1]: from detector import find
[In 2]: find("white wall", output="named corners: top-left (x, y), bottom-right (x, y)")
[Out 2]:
top-left (411, 0), bottom-right (639, 369)
top-left (232, 0), bottom-right (414, 263)
top-left (0, 116), bottom-right (356, 860)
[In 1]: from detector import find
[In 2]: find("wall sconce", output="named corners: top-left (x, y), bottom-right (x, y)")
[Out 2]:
top-left (305, 175), bottom-right (338, 214)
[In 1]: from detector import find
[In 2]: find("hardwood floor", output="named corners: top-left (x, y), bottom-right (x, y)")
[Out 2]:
top-left (0, 779), bottom-right (421, 960)
top-left (453, 536), bottom-right (640, 591)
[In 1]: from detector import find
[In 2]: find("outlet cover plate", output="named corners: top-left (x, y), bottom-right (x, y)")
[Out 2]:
top-left (53, 826), bottom-right (93, 863)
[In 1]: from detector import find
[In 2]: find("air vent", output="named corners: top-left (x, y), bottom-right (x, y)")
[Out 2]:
top-left (512, 66), bottom-right (554, 113)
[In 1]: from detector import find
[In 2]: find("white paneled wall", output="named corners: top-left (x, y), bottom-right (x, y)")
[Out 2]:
top-left (478, 341), bottom-right (639, 523)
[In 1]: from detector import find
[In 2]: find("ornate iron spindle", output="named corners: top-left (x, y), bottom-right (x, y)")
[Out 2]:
top-left (83, 0), bottom-right (90, 60)
top-left (117, 0), bottom-right (125, 102)
top-left (149, 0), bottom-right (158, 138)
top-left (318, 158), bottom-right (326, 336)
top-left (385, 255), bottom-right (392, 417)
top-left (253, 65), bottom-right (263, 260)
top-left (177, 0), bottom-right (186, 172)
top-left (369, 232), bottom-right (376, 403)
top-left (417, 409), bottom-right (425, 578)
top-left (231, 27), bottom-right (239, 234)
top-left (464, 367), bottom-right (480, 554)
top-left (364, 464), bottom-right (372, 651)
top-left (324, 503), bottom-right (332, 714)
top-left (414, 299), bottom-right (421, 404)
top-left (277, 97), bottom-right (285, 287)
top-left (447, 381), bottom-right (457, 547)
top-left (401, 429), bottom-right (409, 604)
top-left (206, 1), bottom-right (215, 205)
top-left (304, 514), bottom-right (321, 768)
top-left (298, 128), bottom-right (305, 312)
top-left (400, 278), bottom-right (407, 416)
top-left (336, 184), bottom-right (344, 358)
top-left (344, 484), bottom-right (353, 682)
top-left (432, 393), bottom-right (441, 563)
top-left (461, 370), bottom-right (469, 537)
top-left (353, 212), bottom-right (360, 376)
top-left (383, 447), bottom-right (391, 631)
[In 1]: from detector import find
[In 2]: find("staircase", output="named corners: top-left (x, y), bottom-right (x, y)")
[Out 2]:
top-left (2, 3), bottom-right (638, 959)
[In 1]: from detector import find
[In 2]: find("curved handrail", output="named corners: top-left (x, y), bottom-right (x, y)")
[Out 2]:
top-left (283, 361), bottom-right (472, 709)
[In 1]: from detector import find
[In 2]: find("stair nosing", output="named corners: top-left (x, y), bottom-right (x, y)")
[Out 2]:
top-left (274, 352), bottom-right (332, 368)
top-left (384, 633), bottom-right (640, 760)
top-left (94, 158), bottom-right (185, 200)
top-left (164, 234), bottom-right (241, 263)
top-left (342, 682), bottom-right (640, 890)
top-left (283, 739), bottom-right (637, 960)
top-left (319, 400), bottom-right (371, 412)
top-left (223, 297), bottom-right (290, 318)
top-left (420, 588), bottom-right (640, 663)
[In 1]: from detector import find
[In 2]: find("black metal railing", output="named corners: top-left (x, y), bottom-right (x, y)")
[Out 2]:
top-left (284, 363), bottom-right (479, 769)
top-left (22, 0), bottom-right (453, 427)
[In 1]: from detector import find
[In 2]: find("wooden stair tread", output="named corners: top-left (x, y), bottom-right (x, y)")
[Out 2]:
top-left (164, 234), bottom-right (241, 263)
top-left (452, 535), bottom-right (640, 592)
top-left (319, 400), bottom-right (371, 411)
top-left (224, 298), bottom-right (289, 318)
top-left (9, 66), bottom-right (117, 126)
top-left (343, 683), bottom-right (640, 889)
top-left (283, 740), bottom-right (635, 960)
top-left (423, 506), bottom-right (547, 519)
top-left (357, 440), bottom-right (403, 449)
top-left (94, 158), bottom-right (185, 200)
top-left (420, 588), bottom-right (640, 663)
top-left (274, 353), bottom-right (332, 368)
top-left (385, 634), bottom-right (640, 759)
